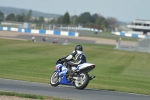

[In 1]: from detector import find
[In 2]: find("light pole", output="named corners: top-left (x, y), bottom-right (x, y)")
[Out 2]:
top-left (73, 10), bottom-right (76, 31)
top-left (74, 10), bottom-right (76, 26)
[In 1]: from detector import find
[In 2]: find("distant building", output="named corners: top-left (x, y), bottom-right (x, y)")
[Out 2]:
top-left (32, 16), bottom-right (54, 22)
top-left (44, 17), bottom-right (54, 22)
top-left (127, 19), bottom-right (150, 35)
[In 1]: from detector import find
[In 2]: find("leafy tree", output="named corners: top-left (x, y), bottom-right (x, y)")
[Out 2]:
top-left (38, 16), bottom-right (44, 23)
top-left (96, 16), bottom-right (107, 30)
top-left (62, 12), bottom-right (70, 25)
top-left (106, 17), bottom-right (119, 31)
top-left (50, 18), bottom-right (57, 24)
top-left (57, 16), bottom-right (63, 24)
top-left (6, 13), bottom-right (15, 21)
top-left (0, 11), bottom-right (4, 22)
top-left (92, 13), bottom-right (99, 23)
top-left (70, 15), bottom-right (78, 26)
top-left (15, 14), bottom-right (24, 22)
top-left (78, 12), bottom-right (92, 26)
top-left (21, 10), bottom-right (26, 22)
top-left (32, 18), bottom-right (38, 24)
top-left (26, 9), bottom-right (32, 22)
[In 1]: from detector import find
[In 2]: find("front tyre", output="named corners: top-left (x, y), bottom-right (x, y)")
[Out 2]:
top-left (74, 72), bottom-right (89, 90)
top-left (50, 72), bottom-right (59, 87)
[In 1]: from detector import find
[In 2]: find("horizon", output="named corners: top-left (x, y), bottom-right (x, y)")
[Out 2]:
top-left (0, 6), bottom-right (61, 15)
top-left (0, 6), bottom-right (135, 23)
top-left (0, 0), bottom-right (149, 23)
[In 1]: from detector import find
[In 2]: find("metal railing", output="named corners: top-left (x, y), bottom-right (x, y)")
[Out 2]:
top-left (115, 37), bottom-right (150, 53)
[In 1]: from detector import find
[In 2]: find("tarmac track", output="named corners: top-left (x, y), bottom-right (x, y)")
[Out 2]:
top-left (0, 31), bottom-right (116, 45)
top-left (0, 78), bottom-right (150, 100)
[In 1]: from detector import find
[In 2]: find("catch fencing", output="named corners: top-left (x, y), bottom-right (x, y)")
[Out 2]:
top-left (115, 37), bottom-right (150, 53)
top-left (137, 38), bottom-right (150, 53)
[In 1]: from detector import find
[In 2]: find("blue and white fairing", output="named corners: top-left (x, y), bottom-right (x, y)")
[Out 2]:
top-left (59, 76), bottom-right (73, 85)
top-left (58, 63), bottom-right (95, 85)
top-left (56, 64), bottom-right (73, 85)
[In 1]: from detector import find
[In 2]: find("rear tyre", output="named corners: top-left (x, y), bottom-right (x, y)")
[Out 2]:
top-left (74, 72), bottom-right (89, 90)
top-left (50, 72), bottom-right (59, 87)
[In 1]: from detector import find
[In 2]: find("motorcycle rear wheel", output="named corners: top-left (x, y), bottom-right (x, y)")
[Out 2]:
top-left (74, 72), bottom-right (89, 90)
top-left (50, 72), bottom-right (59, 87)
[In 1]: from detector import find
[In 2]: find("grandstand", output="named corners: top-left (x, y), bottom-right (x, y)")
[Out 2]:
top-left (127, 19), bottom-right (150, 35)
top-left (113, 19), bottom-right (150, 38)
top-left (115, 19), bottom-right (150, 53)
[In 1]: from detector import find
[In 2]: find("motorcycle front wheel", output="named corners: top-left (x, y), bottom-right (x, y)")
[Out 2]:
top-left (74, 72), bottom-right (89, 90)
top-left (50, 72), bottom-right (59, 87)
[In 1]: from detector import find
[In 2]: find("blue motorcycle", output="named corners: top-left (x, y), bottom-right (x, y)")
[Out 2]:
top-left (50, 55), bottom-right (96, 90)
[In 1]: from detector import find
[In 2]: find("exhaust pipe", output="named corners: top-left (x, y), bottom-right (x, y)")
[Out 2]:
top-left (89, 76), bottom-right (95, 80)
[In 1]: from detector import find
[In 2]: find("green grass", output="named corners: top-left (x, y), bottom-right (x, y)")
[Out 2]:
top-left (0, 38), bottom-right (150, 96)
top-left (0, 91), bottom-right (71, 100)
top-left (0, 91), bottom-right (43, 99)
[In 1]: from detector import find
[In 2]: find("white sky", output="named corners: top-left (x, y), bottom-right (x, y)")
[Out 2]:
top-left (0, 0), bottom-right (149, 22)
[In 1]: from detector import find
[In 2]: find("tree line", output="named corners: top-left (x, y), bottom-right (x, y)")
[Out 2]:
top-left (52, 12), bottom-right (119, 31)
top-left (0, 10), bottom-right (45, 24)
top-left (0, 10), bottom-right (119, 31)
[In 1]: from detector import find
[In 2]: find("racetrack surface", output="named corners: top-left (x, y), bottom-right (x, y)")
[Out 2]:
top-left (0, 78), bottom-right (150, 100)
top-left (0, 31), bottom-right (116, 45)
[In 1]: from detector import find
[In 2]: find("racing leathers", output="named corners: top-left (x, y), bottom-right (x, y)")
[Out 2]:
top-left (56, 50), bottom-right (86, 76)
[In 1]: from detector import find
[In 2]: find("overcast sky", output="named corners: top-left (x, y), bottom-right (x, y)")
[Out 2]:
top-left (0, 0), bottom-right (149, 22)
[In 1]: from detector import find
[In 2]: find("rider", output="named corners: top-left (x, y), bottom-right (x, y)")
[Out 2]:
top-left (56, 45), bottom-right (86, 76)
top-left (69, 44), bottom-right (86, 65)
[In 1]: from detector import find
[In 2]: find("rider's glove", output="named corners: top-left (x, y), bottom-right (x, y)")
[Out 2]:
top-left (61, 59), bottom-right (66, 62)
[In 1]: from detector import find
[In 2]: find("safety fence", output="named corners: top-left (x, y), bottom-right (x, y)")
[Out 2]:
top-left (115, 37), bottom-right (150, 53)
top-left (0, 26), bottom-right (79, 37)
top-left (137, 38), bottom-right (150, 53)
top-left (116, 40), bottom-right (138, 50)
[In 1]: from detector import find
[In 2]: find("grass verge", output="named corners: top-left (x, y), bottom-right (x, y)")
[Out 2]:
top-left (0, 91), bottom-right (71, 100)
top-left (0, 38), bottom-right (150, 96)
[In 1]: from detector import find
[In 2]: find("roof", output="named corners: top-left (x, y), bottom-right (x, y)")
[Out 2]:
top-left (132, 19), bottom-right (150, 24)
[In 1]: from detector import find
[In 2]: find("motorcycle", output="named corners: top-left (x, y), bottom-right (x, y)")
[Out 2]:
top-left (50, 54), bottom-right (96, 90)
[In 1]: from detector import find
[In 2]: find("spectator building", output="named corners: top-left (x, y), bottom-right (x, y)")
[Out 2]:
top-left (127, 19), bottom-right (150, 35)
